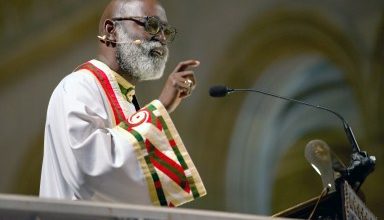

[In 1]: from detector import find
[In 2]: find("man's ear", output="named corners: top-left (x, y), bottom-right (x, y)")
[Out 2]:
top-left (103, 19), bottom-right (117, 46)
top-left (105, 19), bottom-right (116, 34)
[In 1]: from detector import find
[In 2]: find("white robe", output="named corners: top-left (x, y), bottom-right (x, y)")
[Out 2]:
top-left (39, 60), bottom-right (206, 206)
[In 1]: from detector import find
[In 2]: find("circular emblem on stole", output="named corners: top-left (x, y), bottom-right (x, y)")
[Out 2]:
top-left (128, 110), bottom-right (150, 126)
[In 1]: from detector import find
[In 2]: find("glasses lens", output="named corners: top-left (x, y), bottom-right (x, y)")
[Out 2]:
top-left (144, 17), bottom-right (177, 43)
top-left (163, 26), bottom-right (176, 42)
top-left (145, 17), bottom-right (161, 35)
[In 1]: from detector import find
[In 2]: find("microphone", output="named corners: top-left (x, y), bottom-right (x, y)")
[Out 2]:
top-left (209, 85), bottom-right (376, 189)
top-left (210, 85), bottom-right (361, 152)
top-left (97, 35), bottom-right (142, 45)
top-left (209, 85), bottom-right (230, 97)
top-left (305, 139), bottom-right (335, 191)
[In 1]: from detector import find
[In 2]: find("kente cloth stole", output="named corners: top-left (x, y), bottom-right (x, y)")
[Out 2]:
top-left (78, 62), bottom-right (206, 207)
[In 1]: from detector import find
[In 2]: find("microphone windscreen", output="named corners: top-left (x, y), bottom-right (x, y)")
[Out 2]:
top-left (209, 85), bottom-right (229, 97)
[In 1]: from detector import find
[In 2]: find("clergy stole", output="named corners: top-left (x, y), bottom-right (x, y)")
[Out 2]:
top-left (78, 62), bottom-right (206, 207)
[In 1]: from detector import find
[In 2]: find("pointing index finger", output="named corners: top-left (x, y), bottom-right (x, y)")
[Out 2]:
top-left (173, 60), bottom-right (200, 72)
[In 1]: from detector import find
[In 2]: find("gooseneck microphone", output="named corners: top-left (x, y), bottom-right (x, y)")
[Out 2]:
top-left (210, 85), bottom-right (361, 153)
top-left (209, 85), bottom-right (376, 190)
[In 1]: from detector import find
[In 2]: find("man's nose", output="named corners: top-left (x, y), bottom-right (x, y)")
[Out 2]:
top-left (152, 30), bottom-right (167, 45)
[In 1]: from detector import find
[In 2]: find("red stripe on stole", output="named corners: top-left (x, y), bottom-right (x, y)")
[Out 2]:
top-left (169, 139), bottom-right (177, 147)
top-left (154, 147), bottom-right (185, 174)
top-left (80, 62), bottom-right (127, 125)
top-left (145, 139), bottom-right (190, 193)
top-left (150, 158), bottom-right (191, 193)
top-left (156, 118), bottom-right (163, 131)
top-left (144, 139), bottom-right (184, 174)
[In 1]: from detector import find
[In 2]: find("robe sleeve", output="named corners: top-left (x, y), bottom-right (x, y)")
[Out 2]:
top-left (45, 70), bottom-right (205, 206)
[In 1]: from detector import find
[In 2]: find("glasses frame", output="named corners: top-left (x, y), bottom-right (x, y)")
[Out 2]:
top-left (110, 16), bottom-right (177, 43)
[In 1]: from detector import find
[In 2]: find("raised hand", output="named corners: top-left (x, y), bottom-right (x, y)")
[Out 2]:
top-left (158, 60), bottom-right (199, 113)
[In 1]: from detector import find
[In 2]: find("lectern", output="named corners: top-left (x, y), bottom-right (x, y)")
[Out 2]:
top-left (0, 194), bottom-right (286, 220)
top-left (273, 180), bottom-right (377, 219)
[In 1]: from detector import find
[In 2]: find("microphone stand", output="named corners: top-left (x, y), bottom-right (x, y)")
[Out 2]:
top-left (226, 87), bottom-right (376, 191)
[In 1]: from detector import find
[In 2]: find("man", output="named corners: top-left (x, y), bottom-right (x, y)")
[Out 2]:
top-left (40, 0), bottom-right (206, 207)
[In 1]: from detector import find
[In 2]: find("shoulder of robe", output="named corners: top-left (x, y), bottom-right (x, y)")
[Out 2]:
top-left (58, 69), bottom-right (102, 96)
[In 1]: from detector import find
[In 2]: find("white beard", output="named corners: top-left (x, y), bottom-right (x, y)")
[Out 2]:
top-left (115, 28), bottom-right (169, 81)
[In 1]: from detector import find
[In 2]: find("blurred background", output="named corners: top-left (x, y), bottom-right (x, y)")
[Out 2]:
top-left (0, 0), bottom-right (383, 217)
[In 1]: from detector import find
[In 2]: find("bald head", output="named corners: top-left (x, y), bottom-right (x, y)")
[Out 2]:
top-left (98, 0), bottom-right (166, 35)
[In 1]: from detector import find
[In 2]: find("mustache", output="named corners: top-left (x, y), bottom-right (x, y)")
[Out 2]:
top-left (139, 41), bottom-right (169, 57)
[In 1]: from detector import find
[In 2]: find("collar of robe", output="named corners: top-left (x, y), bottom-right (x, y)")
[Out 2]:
top-left (112, 72), bottom-right (136, 103)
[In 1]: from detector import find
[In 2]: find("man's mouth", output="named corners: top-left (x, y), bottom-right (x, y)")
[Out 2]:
top-left (149, 47), bottom-right (166, 57)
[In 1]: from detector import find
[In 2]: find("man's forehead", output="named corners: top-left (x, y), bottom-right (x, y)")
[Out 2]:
top-left (119, 1), bottom-right (167, 21)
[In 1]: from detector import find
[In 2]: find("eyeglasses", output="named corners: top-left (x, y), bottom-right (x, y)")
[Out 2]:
top-left (111, 16), bottom-right (177, 43)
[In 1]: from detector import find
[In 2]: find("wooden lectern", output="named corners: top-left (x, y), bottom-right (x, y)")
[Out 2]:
top-left (273, 180), bottom-right (376, 219)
